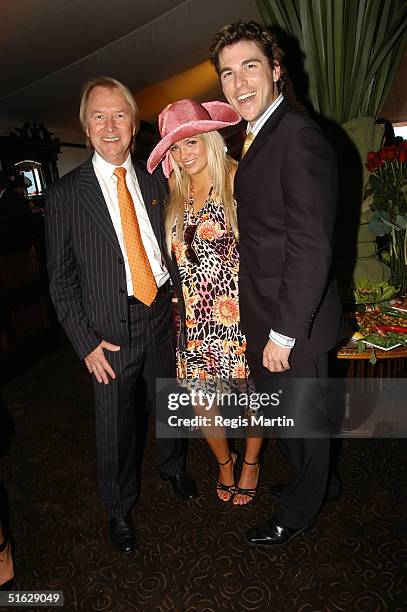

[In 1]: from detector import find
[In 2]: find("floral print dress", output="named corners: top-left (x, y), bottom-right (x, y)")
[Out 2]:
top-left (172, 193), bottom-right (250, 383)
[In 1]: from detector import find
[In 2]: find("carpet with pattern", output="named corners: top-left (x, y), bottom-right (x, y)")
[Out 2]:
top-left (0, 340), bottom-right (405, 611)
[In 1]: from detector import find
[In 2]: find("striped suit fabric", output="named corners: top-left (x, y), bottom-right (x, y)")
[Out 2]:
top-left (45, 156), bottom-right (186, 517)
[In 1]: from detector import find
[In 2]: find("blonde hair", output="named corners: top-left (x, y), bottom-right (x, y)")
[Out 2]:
top-left (165, 131), bottom-right (238, 252)
top-left (79, 76), bottom-right (140, 148)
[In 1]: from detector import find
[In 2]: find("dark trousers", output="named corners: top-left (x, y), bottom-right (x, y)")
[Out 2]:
top-left (247, 350), bottom-right (334, 528)
top-left (93, 286), bottom-right (184, 518)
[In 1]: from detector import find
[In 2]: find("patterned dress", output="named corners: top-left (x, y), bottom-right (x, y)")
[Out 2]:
top-left (172, 193), bottom-right (250, 383)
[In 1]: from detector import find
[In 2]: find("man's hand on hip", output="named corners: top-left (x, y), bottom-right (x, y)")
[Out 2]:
top-left (85, 340), bottom-right (120, 384)
top-left (263, 340), bottom-right (291, 373)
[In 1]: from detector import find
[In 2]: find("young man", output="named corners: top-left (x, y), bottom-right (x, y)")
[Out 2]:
top-left (210, 21), bottom-right (343, 546)
top-left (46, 77), bottom-right (197, 554)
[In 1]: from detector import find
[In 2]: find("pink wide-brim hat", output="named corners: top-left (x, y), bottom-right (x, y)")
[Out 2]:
top-left (147, 98), bottom-right (241, 177)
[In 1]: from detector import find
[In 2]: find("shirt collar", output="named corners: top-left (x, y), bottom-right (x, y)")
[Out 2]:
top-left (248, 93), bottom-right (284, 136)
top-left (92, 151), bottom-right (135, 182)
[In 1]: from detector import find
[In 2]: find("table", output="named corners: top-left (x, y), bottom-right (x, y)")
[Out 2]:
top-left (336, 342), bottom-right (406, 435)
top-left (337, 343), bottom-right (407, 378)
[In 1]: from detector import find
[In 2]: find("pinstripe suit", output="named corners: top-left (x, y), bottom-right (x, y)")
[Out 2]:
top-left (45, 156), bottom-right (186, 517)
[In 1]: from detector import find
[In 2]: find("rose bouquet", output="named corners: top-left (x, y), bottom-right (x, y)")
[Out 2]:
top-left (366, 141), bottom-right (407, 294)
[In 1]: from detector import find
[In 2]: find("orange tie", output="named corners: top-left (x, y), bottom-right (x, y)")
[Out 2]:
top-left (114, 167), bottom-right (157, 306)
top-left (241, 131), bottom-right (255, 159)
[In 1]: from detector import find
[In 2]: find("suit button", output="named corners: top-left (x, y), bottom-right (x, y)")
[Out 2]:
top-left (118, 257), bottom-right (124, 264)
top-left (120, 317), bottom-right (126, 323)
top-left (119, 288), bottom-right (125, 294)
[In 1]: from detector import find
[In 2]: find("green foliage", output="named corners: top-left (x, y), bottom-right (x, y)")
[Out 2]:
top-left (353, 277), bottom-right (398, 303)
top-left (364, 332), bottom-right (407, 348)
top-left (369, 349), bottom-right (377, 365)
top-left (368, 165), bottom-right (407, 223)
top-left (365, 145), bottom-right (407, 293)
top-left (357, 340), bottom-right (366, 353)
top-left (256, 0), bottom-right (407, 122)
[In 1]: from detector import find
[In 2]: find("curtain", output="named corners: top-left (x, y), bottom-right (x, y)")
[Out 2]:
top-left (256, 0), bottom-right (407, 123)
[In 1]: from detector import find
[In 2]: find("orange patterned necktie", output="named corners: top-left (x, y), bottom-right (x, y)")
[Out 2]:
top-left (114, 167), bottom-right (157, 306)
top-left (241, 131), bottom-right (255, 159)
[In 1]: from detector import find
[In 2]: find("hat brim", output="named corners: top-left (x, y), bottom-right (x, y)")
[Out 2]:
top-left (147, 102), bottom-right (241, 176)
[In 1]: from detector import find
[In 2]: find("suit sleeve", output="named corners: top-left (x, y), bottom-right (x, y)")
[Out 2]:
top-left (274, 126), bottom-right (338, 339)
top-left (45, 181), bottom-right (101, 359)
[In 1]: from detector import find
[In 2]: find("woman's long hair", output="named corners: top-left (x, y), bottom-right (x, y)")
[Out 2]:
top-left (164, 130), bottom-right (238, 252)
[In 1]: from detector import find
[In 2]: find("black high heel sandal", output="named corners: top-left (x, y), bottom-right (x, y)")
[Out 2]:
top-left (216, 453), bottom-right (238, 502)
top-left (233, 458), bottom-right (262, 505)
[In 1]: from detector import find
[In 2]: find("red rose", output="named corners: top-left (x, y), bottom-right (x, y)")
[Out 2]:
top-left (366, 151), bottom-right (381, 171)
top-left (385, 145), bottom-right (398, 161)
top-left (398, 148), bottom-right (407, 163)
top-left (399, 140), bottom-right (407, 150)
top-left (379, 148), bottom-right (388, 161)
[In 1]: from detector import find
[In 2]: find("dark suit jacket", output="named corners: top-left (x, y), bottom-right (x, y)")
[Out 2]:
top-left (234, 99), bottom-right (344, 363)
top-left (45, 156), bottom-right (185, 369)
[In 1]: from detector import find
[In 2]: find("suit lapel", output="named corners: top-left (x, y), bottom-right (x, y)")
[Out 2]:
top-left (78, 157), bottom-right (165, 256)
top-left (236, 98), bottom-right (291, 181)
top-left (78, 157), bottom-right (122, 255)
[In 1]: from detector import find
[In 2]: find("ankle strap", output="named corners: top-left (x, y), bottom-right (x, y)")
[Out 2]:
top-left (218, 455), bottom-right (232, 466)
top-left (243, 459), bottom-right (261, 466)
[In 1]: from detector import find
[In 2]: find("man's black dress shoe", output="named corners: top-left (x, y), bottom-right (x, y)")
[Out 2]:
top-left (160, 471), bottom-right (198, 500)
top-left (109, 515), bottom-right (136, 554)
top-left (246, 517), bottom-right (315, 547)
top-left (270, 483), bottom-right (340, 503)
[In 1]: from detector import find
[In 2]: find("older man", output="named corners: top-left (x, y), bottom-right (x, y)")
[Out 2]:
top-left (45, 77), bottom-right (196, 554)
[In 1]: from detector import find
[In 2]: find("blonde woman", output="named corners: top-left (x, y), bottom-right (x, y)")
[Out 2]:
top-left (148, 99), bottom-right (262, 505)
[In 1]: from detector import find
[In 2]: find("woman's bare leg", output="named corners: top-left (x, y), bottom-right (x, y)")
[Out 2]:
top-left (193, 400), bottom-right (236, 501)
top-left (233, 437), bottom-right (263, 505)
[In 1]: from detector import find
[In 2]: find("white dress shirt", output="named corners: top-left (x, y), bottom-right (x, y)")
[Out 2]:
top-left (92, 152), bottom-right (169, 296)
top-left (248, 92), bottom-right (284, 136)
top-left (247, 94), bottom-right (295, 350)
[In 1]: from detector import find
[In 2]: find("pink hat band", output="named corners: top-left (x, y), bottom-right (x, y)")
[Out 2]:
top-left (147, 98), bottom-right (241, 177)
